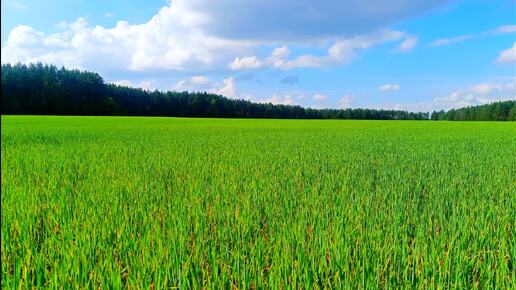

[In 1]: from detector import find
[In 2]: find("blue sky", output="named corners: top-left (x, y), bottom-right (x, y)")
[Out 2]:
top-left (2, 0), bottom-right (515, 111)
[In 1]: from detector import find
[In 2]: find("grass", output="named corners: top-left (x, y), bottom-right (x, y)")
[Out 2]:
top-left (1, 115), bottom-right (515, 289)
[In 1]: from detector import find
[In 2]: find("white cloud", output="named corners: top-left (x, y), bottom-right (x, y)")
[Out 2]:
top-left (328, 29), bottom-right (406, 61)
top-left (495, 25), bottom-right (516, 34)
top-left (113, 79), bottom-right (156, 90)
top-left (339, 95), bottom-right (355, 108)
top-left (258, 94), bottom-right (296, 105)
top-left (113, 80), bottom-right (133, 87)
top-left (267, 46), bottom-right (291, 68)
top-left (1, 0), bottom-right (439, 74)
top-left (105, 12), bottom-right (115, 18)
top-left (280, 54), bottom-right (327, 69)
top-left (313, 94), bottom-right (328, 101)
top-left (430, 34), bottom-right (473, 46)
top-left (228, 56), bottom-right (263, 70)
top-left (2, 8), bottom-right (416, 71)
top-left (375, 81), bottom-right (515, 112)
top-left (497, 42), bottom-right (516, 63)
top-left (433, 82), bottom-right (516, 109)
top-left (470, 83), bottom-right (495, 94)
top-left (174, 76), bottom-right (210, 90)
top-left (173, 80), bottom-right (189, 90)
top-left (139, 80), bottom-right (157, 91)
top-left (1, 7), bottom-right (253, 71)
top-left (212, 77), bottom-right (236, 98)
top-left (372, 102), bottom-right (436, 112)
top-left (4, 26), bottom-right (43, 48)
top-left (429, 24), bottom-right (516, 48)
top-left (264, 29), bottom-right (407, 69)
top-left (190, 76), bottom-right (210, 85)
top-left (379, 83), bottom-right (400, 91)
top-left (398, 36), bottom-right (417, 52)
top-left (171, 75), bottom-right (253, 100)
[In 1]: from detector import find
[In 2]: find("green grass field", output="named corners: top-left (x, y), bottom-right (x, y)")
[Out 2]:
top-left (1, 115), bottom-right (515, 289)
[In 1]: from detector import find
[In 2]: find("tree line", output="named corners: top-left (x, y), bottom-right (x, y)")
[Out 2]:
top-left (1, 63), bottom-right (431, 120)
top-left (431, 101), bottom-right (516, 121)
top-left (1, 63), bottom-right (514, 121)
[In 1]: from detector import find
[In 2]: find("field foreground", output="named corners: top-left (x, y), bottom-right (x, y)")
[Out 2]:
top-left (1, 116), bottom-right (515, 288)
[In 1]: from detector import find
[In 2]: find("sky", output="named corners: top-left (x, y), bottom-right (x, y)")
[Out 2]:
top-left (1, 0), bottom-right (515, 112)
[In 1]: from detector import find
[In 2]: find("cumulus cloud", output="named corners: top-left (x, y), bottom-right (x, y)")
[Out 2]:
top-left (1, 0), bottom-right (442, 73)
top-left (113, 79), bottom-right (156, 90)
top-left (190, 76), bottom-right (210, 85)
top-left (339, 95), bottom-right (355, 108)
top-left (433, 82), bottom-right (516, 109)
top-left (497, 42), bottom-right (516, 63)
top-left (1, 8), bottom-right (253, 72)
top-left (212, 77), bottom-right (236, 98)
top-left (173, 75), bottom-right (253, 100)
top-left (139, 80), bottom-right (157, 91)
top-left (265, 45), bottom-right (317, 69)
top-left (375, 81), bottom-right (516, 112)
top-left (113, 80), bottom-right (133, 87)
top-left (470, 83), bottom-right (493, 94)
top-left (257, 95), bottom-right (296, 105)
top-left (261, 29), bottom-right (407, 70)
top-left (228, 56), bottom-right (263, 70)
top-left (372, 102), bottom-right (435, 112)
top-left (174, 76), bottom-right (210, 90)
top-left (379, 83), bottom-right (401, 91)
top-left (172, 76), bottom-right (256, 101)
top-left (268, 46), bottom-right (291, 67)
top-left (313, 94), bottom-right (328, 101)
top-left (328, 29), bottom-right (406, 60)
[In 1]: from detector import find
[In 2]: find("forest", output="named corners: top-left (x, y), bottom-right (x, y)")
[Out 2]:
top-left (431, 101), bottom-right (516, 121)
top-left (1, 63), bottom-right (514, 120)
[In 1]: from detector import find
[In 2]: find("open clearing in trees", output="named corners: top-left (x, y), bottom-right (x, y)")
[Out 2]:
top-left (1, 115), bottom-right (515, 288)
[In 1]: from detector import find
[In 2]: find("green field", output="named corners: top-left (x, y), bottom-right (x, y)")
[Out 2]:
top-left (1, 115), bottom-right (515, 289)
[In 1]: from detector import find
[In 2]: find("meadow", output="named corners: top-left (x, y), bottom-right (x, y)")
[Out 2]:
top-left (1, 115), bottom-right (515, 289)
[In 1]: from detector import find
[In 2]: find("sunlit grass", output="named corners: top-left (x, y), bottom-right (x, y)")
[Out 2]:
top-left (1, 115), bottom-right (515, 288)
